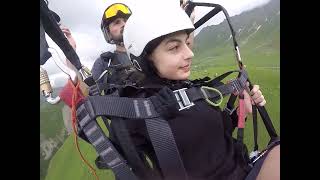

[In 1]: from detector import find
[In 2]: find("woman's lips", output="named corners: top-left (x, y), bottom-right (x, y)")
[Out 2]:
top-left (180, 64), bottom-right (190, 72)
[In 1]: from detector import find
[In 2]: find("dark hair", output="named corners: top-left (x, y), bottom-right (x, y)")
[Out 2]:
top-left (143, 29), bottom-right (192, 57)
top-left (143, 35), bottom-right (167, 57)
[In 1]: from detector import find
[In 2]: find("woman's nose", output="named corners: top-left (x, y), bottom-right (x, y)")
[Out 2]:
top-left (183, 43), bottom-right (194, 59)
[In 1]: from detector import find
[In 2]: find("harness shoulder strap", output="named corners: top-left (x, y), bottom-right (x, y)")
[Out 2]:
top-left (100, 52), bottom-right (114, 63)
top-left (76, 102), bottom-right (139, 180)
top-left (111, 117), bottom-right (159, 179)
top-left (78, 90), bottom-right (189, 179)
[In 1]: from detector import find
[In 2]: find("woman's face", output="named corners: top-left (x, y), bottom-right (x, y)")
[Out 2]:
top-left (149, 31), bottom-right (194, 80)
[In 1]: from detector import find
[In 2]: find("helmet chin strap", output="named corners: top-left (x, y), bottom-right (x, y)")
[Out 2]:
top-left (115, 41), bottom-right (124, 46)
top-left (130, 53), bottom-right (159, 79)
top-left (115, 43), bottom-right (127, 52)
top-left (109, 35), bottom-right (124, 46)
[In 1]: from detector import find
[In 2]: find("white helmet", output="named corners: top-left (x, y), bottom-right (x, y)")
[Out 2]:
top-left (123, 1), bottom-right (194, 60)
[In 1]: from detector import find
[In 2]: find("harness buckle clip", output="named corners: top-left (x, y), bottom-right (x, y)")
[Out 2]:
top-left (173, 88), bottom-right (194, 111)
top-left (224, 106), bottom-right (237, 115)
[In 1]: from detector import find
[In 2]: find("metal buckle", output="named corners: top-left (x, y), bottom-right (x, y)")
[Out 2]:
top-left (224, 106), bottom-right (237, 115)
top-left (173, 88), bottom-right (194, 111)
top-left (249, 150), bottom-right (266, 166)
top-left (200, 86), bottom-right (223, 107)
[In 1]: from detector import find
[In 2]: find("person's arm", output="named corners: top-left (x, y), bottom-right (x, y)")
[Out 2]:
top-left (60, 25), bottom-right (77, 50)
top-left (91, 58), bottom-right (105, 82)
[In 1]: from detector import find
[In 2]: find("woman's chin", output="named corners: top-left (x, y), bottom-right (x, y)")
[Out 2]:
top-left (176, 71), bottom-right (190, 80)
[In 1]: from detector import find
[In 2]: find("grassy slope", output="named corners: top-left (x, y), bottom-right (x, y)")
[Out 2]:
top-left (40, 101), bottom-right (67, 180)
top-left (45, 118), bottom-right (115, 180)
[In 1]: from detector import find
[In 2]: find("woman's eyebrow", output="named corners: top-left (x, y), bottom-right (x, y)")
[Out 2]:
top-left (164, 38), bottom-right (182, 45)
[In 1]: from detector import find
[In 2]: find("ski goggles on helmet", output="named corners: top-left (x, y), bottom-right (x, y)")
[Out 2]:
top-left (103, 3), bottom-right (131, 20)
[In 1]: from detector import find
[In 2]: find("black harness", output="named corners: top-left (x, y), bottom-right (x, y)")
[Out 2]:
top-left (75, 69), bottom-right (279, 180)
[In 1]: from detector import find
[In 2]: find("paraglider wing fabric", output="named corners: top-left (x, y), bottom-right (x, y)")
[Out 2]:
top-left (39, 0), bottom-right (82, 70)
top-left (40, 18), bottom-right (51, 65)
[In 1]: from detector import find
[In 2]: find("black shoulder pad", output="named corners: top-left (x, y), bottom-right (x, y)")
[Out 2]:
top-left (191, 76), bottom-right (210, 84)
top-left (100, 52), bottom-right (115, 62)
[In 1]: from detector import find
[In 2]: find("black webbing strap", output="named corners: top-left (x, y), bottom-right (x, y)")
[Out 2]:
top-left (84, 71), bottom-right (248, 120)
top-left (89, 82), bottom-right (119, 97)
top-left (90, 88), bottom-right (151, 178)
top-left (40, 0), bottom-right (82, 70)
top-left (88, 70), bottom-right (246, 112)
top-left (89, 84), bottom-right (100, 96)
top-left (206, 70), bottom-right (237, 86)
top-left (224, 94), bottom-right (237, 115)
top-left (191, 2), bottom-right (237, 47)
top-left (78, 96), bottom-right (188, 179)
top-left (222, 80), bottom-right (278, 148)
top-left (214, 70), bottom-right (278, 141)
top-left (40, 18), bottom-right (51, 65)
top-left (81, 96), bottom-right (159, 120)
top-left (89, 82), bottom-right (132, 96)
top-left (95, 155), bottom-right (109, 169)
top-left (193, 3), bottom-right (222, 29)
top-left (257, 107), bottom-right (278, 139)
top-left (84, 122), bottom-right (138, 180)
top-left (77, 103), bottom-right (138, 180)
top-left (252, 105), bottom-right (259, 151)
top-left (184, 70), bottom-right (248, 104)
top-left (111, 118), bottom-right (157, 179)
top-left (248, 81), bottom-right (278, 140)
top-left (145, 118), bottom-right (188, 180)
top-left (221, 71), bottom-right (245, 115)
top-left (87, 75), bottom-right (246, 116)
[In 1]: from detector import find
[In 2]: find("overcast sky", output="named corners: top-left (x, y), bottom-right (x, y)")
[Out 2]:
top-left (42, 0), bottom-right (271, 87)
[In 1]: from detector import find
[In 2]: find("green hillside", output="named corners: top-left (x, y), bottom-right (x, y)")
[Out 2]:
top-left (193, 0), bottom-right (279, 68)
top-left (40, 88), bottom-right (68, 180)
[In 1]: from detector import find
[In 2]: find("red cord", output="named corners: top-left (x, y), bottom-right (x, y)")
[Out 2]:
top-left (70, 80), bottom-right (99, 180)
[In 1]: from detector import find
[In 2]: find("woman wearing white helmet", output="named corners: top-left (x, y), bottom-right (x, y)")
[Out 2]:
top-left (122, 1), bottom-right (279, 180)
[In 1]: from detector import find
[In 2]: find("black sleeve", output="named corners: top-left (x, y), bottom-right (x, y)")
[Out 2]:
top-left (91, 57), bottom-right (106, 81)
top-left (222, 106), bottom-right (239, 134)
top-left (229, 107), bottom-right (239, 132)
